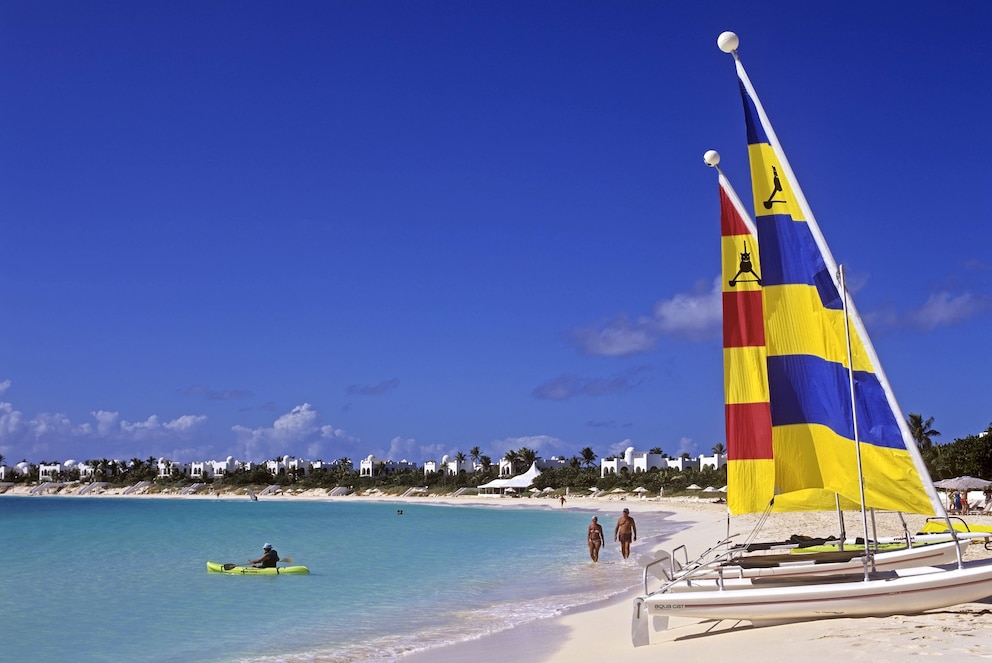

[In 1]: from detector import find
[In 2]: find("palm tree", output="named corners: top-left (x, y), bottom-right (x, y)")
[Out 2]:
top-left (469, 446), bottom-right (481, 465)
top-left (908, 413), bottom-right (941, 477)
top-left (503, 449), bottom-right (518, 475)
top-left (649, 447), bottom-right (663, 455)
top-left (516, 447), bottom-right (537, 471)
top-left (711, 442), bottom-right (726, 455)
top-left (335, 457), bottom-right (352, 481)
top-left (908, 413), bottom-right (940, 450)
top-left (580, 447), bottom-right (597, 468)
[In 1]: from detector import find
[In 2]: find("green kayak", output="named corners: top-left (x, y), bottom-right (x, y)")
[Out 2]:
top-left (206, 561), bottom-right (310, 575)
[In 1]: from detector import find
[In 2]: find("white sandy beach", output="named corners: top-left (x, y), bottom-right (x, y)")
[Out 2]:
top-left (398, 496), bottom-right (992, 663)
top-left (7, 484), bottom-right (992, 661)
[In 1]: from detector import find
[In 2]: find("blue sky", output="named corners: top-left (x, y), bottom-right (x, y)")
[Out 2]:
top-left (1, 1), bottom-right (990, 467)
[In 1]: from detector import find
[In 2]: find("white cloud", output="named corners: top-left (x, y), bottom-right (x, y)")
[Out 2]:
top-left (28, 412), bottom-right (74, 437)
top-left (0, 380), bottom-right (208, 461)
top-left (0, 401), bottom-right (25, 438)
top-left (233, 403), bottom-right (356, 461)
top-left (570, 278), bottom-right (721, 356)
top-left (652, 278), bottom-right (723, 337)
top-left (164, 415), bottom-right (208, 432)
top-left (91, 410), bottom-right (121, 436)
top-left (908, 291), bottom-right (992, 330)
top-left (865, 290), bottom-right (992, 333)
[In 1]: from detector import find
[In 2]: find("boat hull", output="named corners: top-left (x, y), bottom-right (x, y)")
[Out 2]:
top-left (634, 560), bottom-right (992, 629)
top-left (680, 539), bottom-right (968, 582)
top-left (206, 561), bottom-right (310, 575)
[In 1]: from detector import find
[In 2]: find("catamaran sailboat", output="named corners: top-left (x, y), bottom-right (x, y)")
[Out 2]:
top-left (631, 32), bottom-right (992, 646)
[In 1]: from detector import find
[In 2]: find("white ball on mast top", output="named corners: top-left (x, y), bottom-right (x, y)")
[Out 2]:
top-left (717, 31), bottom-right (739, 54)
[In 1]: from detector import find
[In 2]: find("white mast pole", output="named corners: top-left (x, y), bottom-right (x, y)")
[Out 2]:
top-left (840, 265), bottom-right (872, 579)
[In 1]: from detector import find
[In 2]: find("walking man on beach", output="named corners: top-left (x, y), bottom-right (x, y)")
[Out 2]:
top-left (614, 508), bottom-right (637, 560)
top-left (587, 516), bottom-right (605, 562)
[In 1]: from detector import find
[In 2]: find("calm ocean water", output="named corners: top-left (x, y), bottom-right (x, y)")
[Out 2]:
top-left (1, 496), bottom-right (679, 662)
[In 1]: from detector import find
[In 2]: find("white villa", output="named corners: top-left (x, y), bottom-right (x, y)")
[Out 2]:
top-left (158, 458), bottom-right (192, 479)
top-left (358, 454), bottom-right (418, 478)
top-left (264, 456), bottom-right (312, 478)
top-left (601, 446), bottom-right (727, 477)
top-left (0, 461), bottom-right (30, 481)
top-left (424, 454), bottom-right (474, 476)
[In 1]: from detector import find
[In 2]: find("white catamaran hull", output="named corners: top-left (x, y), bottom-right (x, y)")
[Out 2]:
top-left (671, 539), bottom-right (969, 582)
top-left (632, 561), bottom-right (992, 644)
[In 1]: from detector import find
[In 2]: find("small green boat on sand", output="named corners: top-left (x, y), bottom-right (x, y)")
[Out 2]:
top-left (206, 561), bottom-right (310, 575)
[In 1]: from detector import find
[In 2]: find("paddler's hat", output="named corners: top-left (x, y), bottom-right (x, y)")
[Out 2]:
top-left (263, 543), bottom-right (272, 550)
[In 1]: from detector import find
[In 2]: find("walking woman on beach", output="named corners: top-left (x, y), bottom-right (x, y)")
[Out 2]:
top-left (587, 517), bottom-right (605, 562)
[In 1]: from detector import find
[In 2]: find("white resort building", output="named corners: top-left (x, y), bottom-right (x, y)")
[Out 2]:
top-left (423, 454), bottom-right (473, 476)
top-left (359, 455), bottom-right (418, 477)
top-left (478, 462), bottom-right (544, 496)
top-left (600, 446), bottom-right (727, 477)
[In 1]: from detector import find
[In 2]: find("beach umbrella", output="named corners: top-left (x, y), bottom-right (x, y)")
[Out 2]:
top-left (505, 487), bottom-right (516, 493)
top-left (528, 487), bottom-right (540, 493)
top-left (686, 484), bottom-right (702, 490)
top-left (611, 487), bottom-right (627, 494)
top-left (718, 486), bottom-right (728, 492)
top-left (702, 486), bottom-right (717, 492)
top-left (933, 476), bottom-right (991, 491)
top-left (633, 487), bottom-right (648, 493)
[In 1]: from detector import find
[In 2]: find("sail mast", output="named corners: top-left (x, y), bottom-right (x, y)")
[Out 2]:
top-left (840, 264), bottom-right (872, 578)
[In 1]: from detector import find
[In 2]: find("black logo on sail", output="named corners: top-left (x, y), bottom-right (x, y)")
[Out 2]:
top-left (729, 240), bottom-right (761, 287)
top-left (763, 166), bottom-right (786, 209)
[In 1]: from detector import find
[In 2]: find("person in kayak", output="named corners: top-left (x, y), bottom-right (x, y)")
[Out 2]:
top-left (249, 543), bottom-right (279, 568)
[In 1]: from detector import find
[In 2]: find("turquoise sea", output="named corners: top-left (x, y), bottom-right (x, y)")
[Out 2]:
top-left (1, 496), bottom-right (680, 662)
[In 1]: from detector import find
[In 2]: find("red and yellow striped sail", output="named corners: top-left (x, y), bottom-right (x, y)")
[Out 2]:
top-left (720, 175), bottom-right (774, 514)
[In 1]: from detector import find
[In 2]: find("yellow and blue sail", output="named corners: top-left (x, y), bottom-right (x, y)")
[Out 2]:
top-left (726, 60), bottom-right (940, 516)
